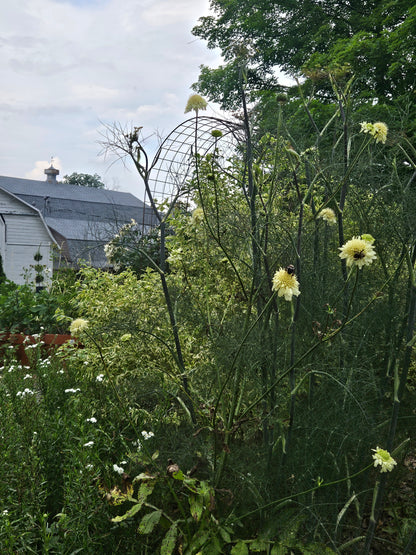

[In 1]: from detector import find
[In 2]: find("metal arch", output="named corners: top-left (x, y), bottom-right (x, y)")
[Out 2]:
top-left (145, 116), bottom-right (244, 209)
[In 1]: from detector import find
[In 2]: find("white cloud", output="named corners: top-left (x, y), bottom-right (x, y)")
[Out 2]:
top-left (25, 157), bottom-right (63, 181)
top-left (0, 0), bottom-right (220, 196)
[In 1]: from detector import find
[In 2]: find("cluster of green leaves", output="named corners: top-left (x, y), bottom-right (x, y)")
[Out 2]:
top-left (0, 275), bottom-right (76, 335)
top-left (104, 222), bottom-right (162, 276)
top-left (192, 0), bottom-right (416, 106)
top-left (62, 172), bottom-right (106, 188)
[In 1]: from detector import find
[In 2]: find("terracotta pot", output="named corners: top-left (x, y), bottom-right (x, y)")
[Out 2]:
top-left (0, 332), bottom-right (76, 366)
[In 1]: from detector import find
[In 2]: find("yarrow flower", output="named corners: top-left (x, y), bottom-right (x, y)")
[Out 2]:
top-left (359, 121), bottom-right (388, 144)
top-left (339, 236), bottom-right (377, 269)
top-left (113, 464), bottom-right (125, 475)
top-left (141, 430), bottom-right (154, 440)
top-left (318, 208), bottom-right (337, 225)
top-left (83, 441), bottom-right (94, 448)
top-left (272, 267), bottom-right (300, 301)
top-left (184, 94), bottom-right (207, 114)
top-left (70, 318), bottom-right (89, 335)
top-left (16, 388), bottom-right (35, 398)
top-left (372, 446), bottom-right (397, 473)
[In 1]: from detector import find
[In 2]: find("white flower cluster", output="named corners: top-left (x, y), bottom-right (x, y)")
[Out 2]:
top-left (16, 388), bottom-right (35, 398)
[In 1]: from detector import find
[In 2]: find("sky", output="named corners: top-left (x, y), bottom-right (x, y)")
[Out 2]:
top-left (0, 0), bottom-right (223, 197)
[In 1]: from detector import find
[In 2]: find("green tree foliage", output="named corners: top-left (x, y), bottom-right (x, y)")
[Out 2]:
top-left (192, 0), bottom-right (416, 106)
top-left (63, 172), bottom-right (106, 188)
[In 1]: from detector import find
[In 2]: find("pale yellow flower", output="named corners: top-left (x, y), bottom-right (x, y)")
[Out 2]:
top-left (120, 333), bottom-right (132, 342)
top-left (191, 207), bottom-right (204, 224)
top-left (272, 267), bottom-right (300, 301)
top-left (372, 122), bottom-right (388, 144)
top-left (360, 121), bottom-right (373, 134)
top-left (184, 94), bottom-right (207, 114)
top-left (70, 318), bottom-right (89, 335)
top-left (339, 236), bottom-right (377, 269)
top-left (372, 447), bottom-right (397, 473)
top-left (318, 208), bottom-right (337, 225)
top-left (359, 121), bottom-right (388, 144)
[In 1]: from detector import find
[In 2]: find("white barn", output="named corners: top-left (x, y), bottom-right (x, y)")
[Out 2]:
top-left (0, 166), bottom-right (157, 284)
top-left (0, 187), bottom-right (56, 285)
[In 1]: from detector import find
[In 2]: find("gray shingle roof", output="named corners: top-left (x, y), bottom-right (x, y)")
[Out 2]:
top-left (0, 175), bottom-right (157, 267)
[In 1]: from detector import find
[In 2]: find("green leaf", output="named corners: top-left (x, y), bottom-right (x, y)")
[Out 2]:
top-left (151, 450), bottom-right (159, 460)
top-left (231, 541), bottom-right (249, 555)
top-left (111, 501), bottom-right (143, 523)
top-left (137, 481), bottom-right (155, 503)
top-left (203, 535), bottom-right (223, 555)
top-left (172, 469), bottom-right (185, 481)
top-left (189, 494), bottom-right (204, 522)
top-left (187, 529), bottom-right (210, 551)
top-left (161, 522), bottom-right (178, 555)
top-left (219, 525), bottom-right (231, 543)
top-left (249, 538), bottom-right (269, 551)
top-left (137, 510), bottom-right (162, 534)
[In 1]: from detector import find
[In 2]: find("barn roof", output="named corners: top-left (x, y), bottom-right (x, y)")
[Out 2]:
top-left (0, 175), bottom-right (156, 267)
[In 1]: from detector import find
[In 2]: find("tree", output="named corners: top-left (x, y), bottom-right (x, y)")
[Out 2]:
top-left (63, 172), bottom-right (106, 188)
top-left (192, 0), bottom-right (416, 106)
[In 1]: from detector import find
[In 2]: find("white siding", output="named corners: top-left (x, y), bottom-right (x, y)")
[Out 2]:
top-left (4, 214), bottom-right (52, 246)
top-left (5, 243), bottom-right (53, 285)
top-left (0, 191), bottom-right (54, 285)
top-left (0, 189), bottom-right (34, 215)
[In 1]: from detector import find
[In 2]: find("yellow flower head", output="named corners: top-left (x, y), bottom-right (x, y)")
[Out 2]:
top-left (318, 208), bottom-right (337, 225)
top-left (372, 446), bottom-right (397, 473)
top-left (70, 318), bottom-right (89, 335)
top-left (191, 207), bottom-right (204, 224)
top-left (272, 267), bottom-right (300, 301)
top-left (359, 121), bottom-right (388, 144)
top-left (120, 333), bottom-right (132, 342)
top-left (339, 236), bottom-right (376, 269)
top-left (184, 94), bottom-right (208, 114)
top-left (372, 122), bottom-right (388, 144)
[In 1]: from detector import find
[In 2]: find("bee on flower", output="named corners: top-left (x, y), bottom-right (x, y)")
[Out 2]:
top-left (339, 236), bottom-right (376, 269)
top-left (272, 266), bottom-right (300, 301)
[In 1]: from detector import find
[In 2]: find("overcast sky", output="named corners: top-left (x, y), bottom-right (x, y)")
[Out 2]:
top-left (0, 0), bottom-right (222, 197)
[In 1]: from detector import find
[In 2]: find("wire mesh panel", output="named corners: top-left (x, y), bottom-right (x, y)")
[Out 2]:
top-left (144, 116), bottom-right (244, 212)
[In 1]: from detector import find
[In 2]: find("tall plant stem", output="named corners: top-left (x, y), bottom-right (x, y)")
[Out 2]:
top-left (364, 247), bottom-right (416, 553)
top-left (282, 168), bottom-right (303, 464)
top-left (132, 155), bottom-right (195, 423)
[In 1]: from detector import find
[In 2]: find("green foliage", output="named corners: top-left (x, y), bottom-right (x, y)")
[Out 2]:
top-left (192, 0), bottom-right (416, 105)
top-left (2, 71), bottom-right (416, 554)
top-left (0, 275), bottom-right (77, 334)
top-left (63, 172), bottom-right (106, 188)
top-left (104, 221), bottom-right (162, 276)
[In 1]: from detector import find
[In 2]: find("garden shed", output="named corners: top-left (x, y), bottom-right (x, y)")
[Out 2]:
top-left (0, 167), bottom-right (156, 283)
